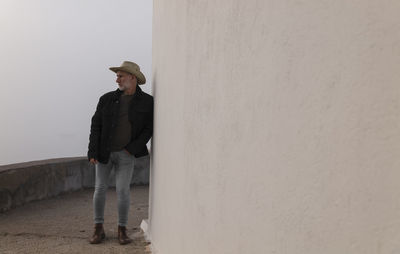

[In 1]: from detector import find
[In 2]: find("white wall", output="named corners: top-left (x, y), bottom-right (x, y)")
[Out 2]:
top-left (150, 0), bottom-right (400, 253)
top-left (0, 0), bottom-right (152, 165)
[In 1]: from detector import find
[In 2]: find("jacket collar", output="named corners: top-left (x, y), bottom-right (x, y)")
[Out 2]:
top-left (114, 85), bottom-right (143, 99)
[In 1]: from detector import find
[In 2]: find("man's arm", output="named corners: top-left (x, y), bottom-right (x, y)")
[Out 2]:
top-left (87, 96), bottom-right (104, 162)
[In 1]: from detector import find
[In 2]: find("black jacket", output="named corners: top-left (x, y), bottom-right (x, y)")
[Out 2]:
top-left (88, 85), bottom-right (153, 163)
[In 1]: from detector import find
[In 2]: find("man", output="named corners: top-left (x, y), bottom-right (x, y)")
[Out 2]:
top-left (87, 61), bottom-right (153, 244)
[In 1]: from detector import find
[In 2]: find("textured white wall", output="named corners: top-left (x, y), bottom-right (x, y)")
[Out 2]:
top-left (150, 0), bottom-right (400, 253)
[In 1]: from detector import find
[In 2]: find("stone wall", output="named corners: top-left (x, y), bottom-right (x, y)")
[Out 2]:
top-left (0, 156), bottom-right (149, 212)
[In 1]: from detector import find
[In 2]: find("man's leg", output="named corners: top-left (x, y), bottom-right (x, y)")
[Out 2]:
top-left (114, 150), bottom-right (135, 226)
top-left (93, 157), bottom-right (113, 225)
top-left (90, 155), bottom-right (114, 244)
top-left (114, 150), bottom-right (135, 244)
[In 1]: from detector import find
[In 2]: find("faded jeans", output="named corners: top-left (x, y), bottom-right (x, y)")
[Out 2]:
top-left (93, 150), bottom-right (135, 227)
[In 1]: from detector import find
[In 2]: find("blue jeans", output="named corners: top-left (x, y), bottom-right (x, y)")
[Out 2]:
top-left (93, 150), bottom-right (135, 227)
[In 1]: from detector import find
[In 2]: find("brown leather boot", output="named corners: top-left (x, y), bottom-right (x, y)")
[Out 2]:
top-left (89, 223), bottom-right (105, 244)
top-left (118, 225), bottom-right (132, 245)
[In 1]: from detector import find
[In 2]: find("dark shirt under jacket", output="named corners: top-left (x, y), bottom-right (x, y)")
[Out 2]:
top-left (110, 94), bottom-right (133, 151)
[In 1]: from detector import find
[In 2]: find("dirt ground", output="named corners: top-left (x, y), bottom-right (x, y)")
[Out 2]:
top-left (0, 186), bottom-right (151, 254)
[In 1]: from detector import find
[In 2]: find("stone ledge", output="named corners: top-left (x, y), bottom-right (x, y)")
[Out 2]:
top-left (0, 156), bottom-right (150, 213)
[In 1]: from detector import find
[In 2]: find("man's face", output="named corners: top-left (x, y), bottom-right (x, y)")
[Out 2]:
top-left (116, 71), bottom-right (136, 91)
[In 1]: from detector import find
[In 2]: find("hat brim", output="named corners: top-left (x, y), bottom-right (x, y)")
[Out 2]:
top-left (109, 67), bottom-right (146, 85)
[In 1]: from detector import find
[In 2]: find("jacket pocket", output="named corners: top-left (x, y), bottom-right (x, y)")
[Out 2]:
top-left (133, 105), bottom-right (151, 113)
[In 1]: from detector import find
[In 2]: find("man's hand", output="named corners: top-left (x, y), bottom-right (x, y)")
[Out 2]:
top-left (89, 158), bottom-right (98, 164)
top-left (124, 149), bottom-right (131, 155)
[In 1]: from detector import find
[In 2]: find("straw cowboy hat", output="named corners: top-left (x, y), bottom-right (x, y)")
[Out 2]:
top-left (109, 61), bottom-right (146, 85)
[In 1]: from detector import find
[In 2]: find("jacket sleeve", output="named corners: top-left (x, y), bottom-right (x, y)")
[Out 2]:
top-left (87, 96), bottom-right (104, 161)
top-left (125, 97), bottom-right (154, 155)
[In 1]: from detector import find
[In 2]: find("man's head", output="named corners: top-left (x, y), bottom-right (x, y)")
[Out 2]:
top-left (116, 70), bottom-right (137, 91)
top-left (109, 61), bottom-right (146, 85)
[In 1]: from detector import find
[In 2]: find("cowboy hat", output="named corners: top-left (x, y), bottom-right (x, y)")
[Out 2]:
top-left (109, 61), bottom-right (146, 85)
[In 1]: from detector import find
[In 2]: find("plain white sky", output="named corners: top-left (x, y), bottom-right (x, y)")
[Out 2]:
top-left (0, 0), bottom-right (153, 165)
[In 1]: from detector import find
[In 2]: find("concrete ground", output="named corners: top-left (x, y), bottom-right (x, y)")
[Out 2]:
top-left (0, 186), bottom-right (151, 254)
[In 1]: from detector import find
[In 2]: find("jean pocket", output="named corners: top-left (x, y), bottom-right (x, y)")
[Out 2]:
top-left (121, 149), bottom-right (134, 157)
